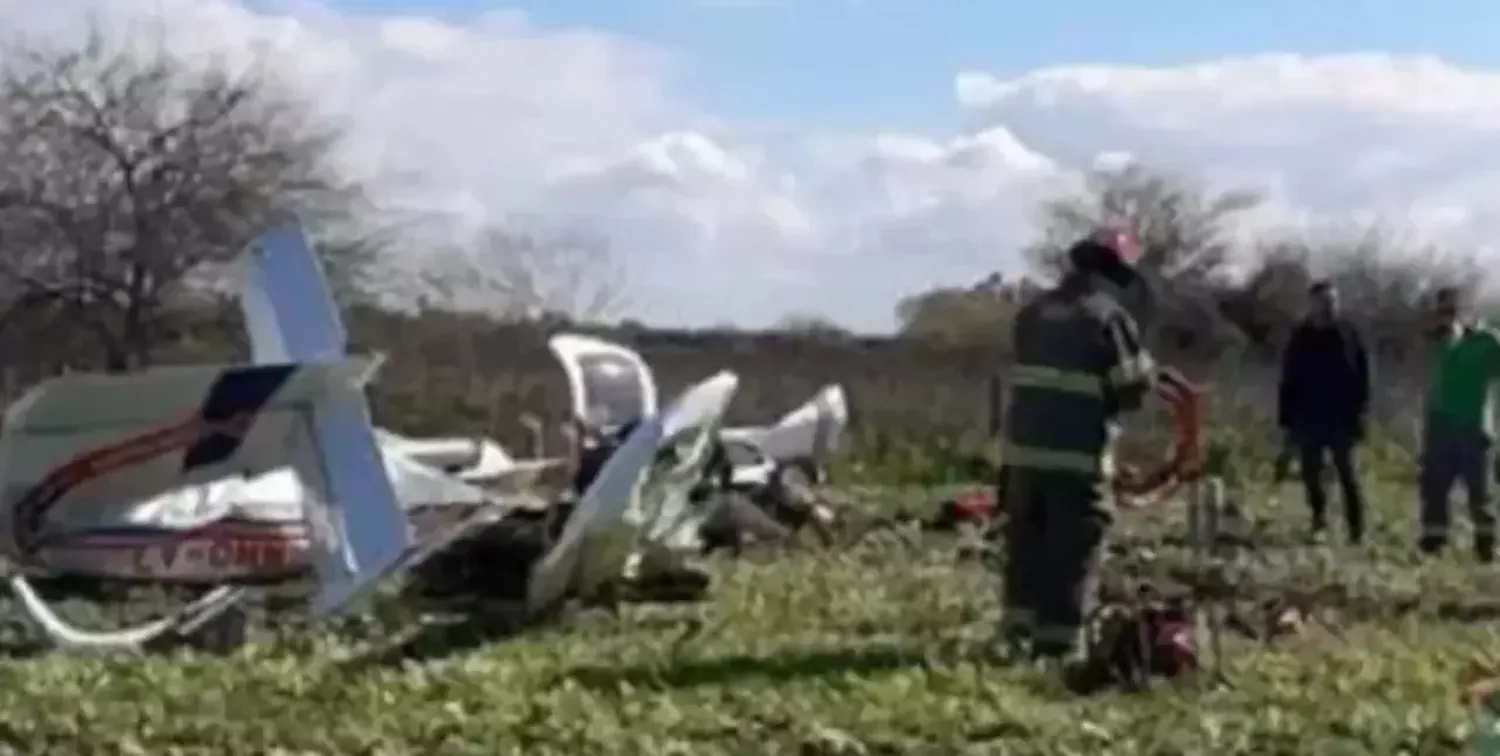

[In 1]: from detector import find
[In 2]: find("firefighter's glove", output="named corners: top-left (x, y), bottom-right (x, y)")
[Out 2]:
top-left (1153, 365), bottom-right (1189, 391)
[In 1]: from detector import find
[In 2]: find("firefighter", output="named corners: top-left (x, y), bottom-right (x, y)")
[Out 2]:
top-left (1418, 287), bottom-right (1500, 562)
top-left (997, 227), bottom-right (1167, 663)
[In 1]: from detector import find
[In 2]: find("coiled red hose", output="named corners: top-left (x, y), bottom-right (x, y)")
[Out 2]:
top-left (1114, 371), bottom-right (1204, 497)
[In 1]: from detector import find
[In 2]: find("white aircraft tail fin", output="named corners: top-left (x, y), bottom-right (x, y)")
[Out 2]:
top-left (238, 220), bottom-right (409, 614)
top-left (238, 220), bottom-right (348, 364)
top-left (296, 389), bottom-right (412, 614)
top-left (0, 359), bottom-right (408, 618)
top-left (0, 220), bottom-right (418, 647)
top-left (0, 354), bottom-right (401, 646)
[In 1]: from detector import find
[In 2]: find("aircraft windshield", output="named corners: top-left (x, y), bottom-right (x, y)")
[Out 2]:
top-left (576, 353), bottom-right (648, 431)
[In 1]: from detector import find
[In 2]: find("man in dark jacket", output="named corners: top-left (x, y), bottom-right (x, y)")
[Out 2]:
top-left (1277, 281), bottom-right (1372, 544)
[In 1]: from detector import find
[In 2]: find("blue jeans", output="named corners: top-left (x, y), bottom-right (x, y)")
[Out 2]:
top-left (1418, 423), bottom-right (1495, 556)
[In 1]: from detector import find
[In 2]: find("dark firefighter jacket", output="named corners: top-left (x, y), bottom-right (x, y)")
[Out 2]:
top-left (1276, 318), bottom-right (1371, 444)
top-left (1001, 281), bottom-right (1156, 482)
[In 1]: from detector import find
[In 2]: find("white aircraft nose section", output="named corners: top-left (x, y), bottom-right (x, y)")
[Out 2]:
top-left (548, 333), bottom-right (658, 433)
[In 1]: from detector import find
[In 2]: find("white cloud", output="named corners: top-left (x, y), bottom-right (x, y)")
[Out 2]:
top-left (5, 4), bottom-right (1500, 329)
top-left (823, 56), bottom-right (1500, 324)
top-left (953, 55), bottom-right (1500, 235)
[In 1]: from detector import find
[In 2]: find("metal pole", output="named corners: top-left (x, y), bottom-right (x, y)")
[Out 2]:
top-left (1186, 473), bottom-right (1207, 686)
top-left (1204, 474), bottom-right (1226, 684)
top-left (986, 373), bottom-right (1005, 439)
top-left (520, 413), bottom-right (545, 459)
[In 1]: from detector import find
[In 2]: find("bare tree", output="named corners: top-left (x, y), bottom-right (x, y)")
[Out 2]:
top-left (0, 26), bottom-right (378, 370)
top-left (1022, 163), bottom-right (1262, 352)
top-left (1232, 225), bottom-right (1484, 358)
top-left (1024, 163), bottom-right (1261, 282)
top-left (310, 205), bottom-right (430, 308)
top-left (422, 222), bottom-right (631, 324)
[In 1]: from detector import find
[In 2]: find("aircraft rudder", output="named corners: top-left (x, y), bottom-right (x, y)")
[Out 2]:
top-left (241, 219), bottom-right (348, 364)
top-left (300, 390), bottom-right (412, 615)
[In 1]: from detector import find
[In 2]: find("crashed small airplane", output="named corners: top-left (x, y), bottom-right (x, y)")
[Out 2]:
top-left (0, 221), bottom-right (641, 651)
top-left (0, 216), bottom-right (851, 653)
top-left (0, 220), bottom-right (553, 650)
top-left (0, 220), bottom-right (782, 652)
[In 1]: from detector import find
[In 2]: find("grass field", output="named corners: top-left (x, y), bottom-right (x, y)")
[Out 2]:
top-left (1, 479), bottom-right (1498, 754)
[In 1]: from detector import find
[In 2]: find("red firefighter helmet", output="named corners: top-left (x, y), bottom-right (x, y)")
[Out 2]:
top-left (1067, 226), bottom-right (1142, 277)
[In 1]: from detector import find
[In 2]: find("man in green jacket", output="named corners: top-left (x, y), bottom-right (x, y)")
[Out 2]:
top-left (998, 228), bottom-right (1164, 661)
top-left (1420, 287), bottom-right (1500, 562)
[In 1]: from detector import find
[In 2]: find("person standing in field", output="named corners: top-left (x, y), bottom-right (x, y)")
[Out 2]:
top-left (1276, 281), bottom-right (1372, 544)
top-left (997, 227), bottom-right (1170, 665)
top-left (1418, 287), bottom-right (1500, 563)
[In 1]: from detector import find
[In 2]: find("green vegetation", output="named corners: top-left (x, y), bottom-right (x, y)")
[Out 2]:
top-left (0, 473), bottom-right (1495, 754)
top-left (0, 18), bottom-right (1492, 756)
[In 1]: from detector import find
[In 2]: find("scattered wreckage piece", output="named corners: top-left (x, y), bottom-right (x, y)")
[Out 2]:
top-left (547, 333), bottom-right (849, 554)
top-left (532, 370), bottom-right (742, 611)
top-left (532, 333), bottom-right (729, 607)
top-left (718, 383), bottom-right (846, 487)
top-left (409, 334), bottom-right (854, 610)
top-left (411, 369), bottom-right (745, 611)
top-left (376, 431), bottom-right (568, 494)
top-left (551, 332), bottom-right (847, 497)
top-left (707, 384), bottom-right (848, 551)
top-left (1, 229), bottom-right (855, 654)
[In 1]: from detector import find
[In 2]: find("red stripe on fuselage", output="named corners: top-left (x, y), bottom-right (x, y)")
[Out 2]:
top-left (13, 412), bottom-right (255, 553)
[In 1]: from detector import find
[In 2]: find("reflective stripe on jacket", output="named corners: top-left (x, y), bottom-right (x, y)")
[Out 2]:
top-left (1001, 282), bottom-right (1154, 480)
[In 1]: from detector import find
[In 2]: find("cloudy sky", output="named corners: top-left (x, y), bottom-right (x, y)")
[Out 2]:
top-left (7, 0), bottom-right (1500, 331)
